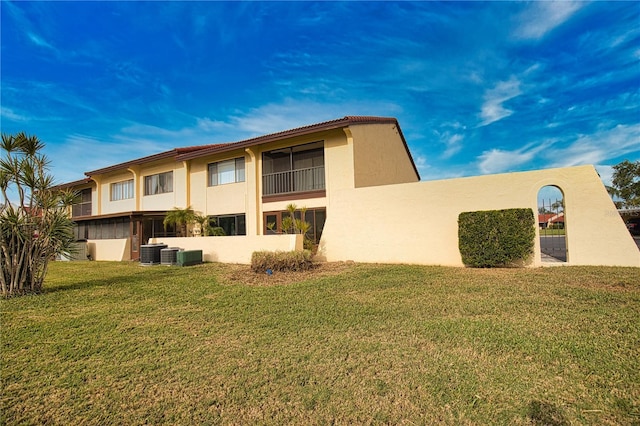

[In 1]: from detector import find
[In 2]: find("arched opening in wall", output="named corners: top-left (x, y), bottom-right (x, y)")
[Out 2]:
top-left (538, 185), bottom-right (567, 262)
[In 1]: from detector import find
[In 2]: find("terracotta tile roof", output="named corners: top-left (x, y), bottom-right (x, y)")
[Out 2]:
top-left (84, 144), bottom-right (224, 176)
top-left (538, 213), bottom-right (565, 223)
top-left (176, 116), bottom-right (402, 161)
top-left (52, 177), bottom-right (93, 190)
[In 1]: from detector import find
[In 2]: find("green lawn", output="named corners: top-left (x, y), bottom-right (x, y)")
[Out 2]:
top-left (539, 228), bottom-right (566, 236)
top-left (2, 261), bottom-right (639, 425)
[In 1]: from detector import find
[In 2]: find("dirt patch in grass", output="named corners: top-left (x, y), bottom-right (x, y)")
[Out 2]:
top-left (217, 261), bottom-right (359, 286)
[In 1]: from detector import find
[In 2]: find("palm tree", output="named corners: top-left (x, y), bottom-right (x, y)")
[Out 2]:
top-left (163, 206), bottom-right (196, 237)
top-left (281, 204), bottom-right (312, 249)
top-left (193, 214), bottom-right (225, 236)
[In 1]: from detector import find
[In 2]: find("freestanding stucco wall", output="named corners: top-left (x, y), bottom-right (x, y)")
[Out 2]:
top-left (88, 239), bottom-right (130, 261)
top-left (149, 234), bottom-right (303, 264)
top-left (318, 165), bottom-right (639, 267)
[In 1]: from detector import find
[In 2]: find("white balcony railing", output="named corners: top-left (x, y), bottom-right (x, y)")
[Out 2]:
top-left (262, 166), bottom-right (325, 196)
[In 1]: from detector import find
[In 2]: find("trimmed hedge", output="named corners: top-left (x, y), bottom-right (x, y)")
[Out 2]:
top-left (458, 208), bottom-right (536, 268)
top-left (251, 250), bottom-right (313, 273)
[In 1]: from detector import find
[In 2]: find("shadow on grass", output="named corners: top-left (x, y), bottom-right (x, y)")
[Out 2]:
top-left (528, 400), bottom-right (569, 426)
top-left (43, 264), bottom-right (154, 294)
top-left (43, 277), bottom-right (130, 294)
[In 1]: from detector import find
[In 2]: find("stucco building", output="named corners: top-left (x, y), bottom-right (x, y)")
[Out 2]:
top-left (59, 116), bottom-right (639, 267)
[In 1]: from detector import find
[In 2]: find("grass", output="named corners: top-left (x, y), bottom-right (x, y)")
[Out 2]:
top-left (2, 261), bottom-right (639, 425)
top-left (540, 228), bottom-right (566, 236)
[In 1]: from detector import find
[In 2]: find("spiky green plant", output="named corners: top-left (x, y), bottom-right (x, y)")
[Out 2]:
top-left (281, 203), bottom-right (313, 249)
top-left (0, 133), bottom-right (76, 296)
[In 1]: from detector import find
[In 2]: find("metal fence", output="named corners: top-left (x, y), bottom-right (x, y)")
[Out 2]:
top-left (539, 198), bottom-right (566, 262)
top-left (262, 166), bottom-right (325, 196)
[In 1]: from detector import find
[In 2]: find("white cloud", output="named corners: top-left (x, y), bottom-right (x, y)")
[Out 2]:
top-left (478, 148), bottom-right (537, 175)
top-left (226, 98), bottom-right (402, 137)
top-left (479, 77), bottom-right (522, 126)
top-left (27, 32), bottom-right (55, 50)
top-left (228, 101), bottom-right (332, 136)
top-left (477, 137), bottom-right (557, 174)
top-left (548, 124), bottom-right (640, 168)
top-left (412, 154), bottom-right (430, 179)
top-left (1, 107), bottom-right (29, 122)
top-left (595, 165), bottom-right (614, 188)
top-left (513, 1), bottom-right (584, 40)
top-left (476, 124), bottom-right (640, 176)
top-left (441, 133), bottom-right (464, 159)
top-left (196, 117), bottom-right (231, 133)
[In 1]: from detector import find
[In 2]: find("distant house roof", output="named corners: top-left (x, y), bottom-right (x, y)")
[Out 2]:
top-left (68, 115), bottom-right (418, 181)
top-left (538, 212), bottom-right (565, 223)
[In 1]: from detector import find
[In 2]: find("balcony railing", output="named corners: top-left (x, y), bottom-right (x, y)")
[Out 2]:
top-left (262, 166), bottom-right (325, 196)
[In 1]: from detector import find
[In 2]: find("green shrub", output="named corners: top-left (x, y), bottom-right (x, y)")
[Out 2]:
top-left (458, 208), bottom-right (535, 268)
top-left (251, 250), bottom-right (313, 273)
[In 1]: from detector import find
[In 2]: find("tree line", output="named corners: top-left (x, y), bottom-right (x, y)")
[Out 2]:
top-left (607, 160), bottom-right (640, 209)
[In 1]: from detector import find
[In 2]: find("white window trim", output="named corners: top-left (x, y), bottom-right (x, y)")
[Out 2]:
top-left (110, 179), bottom-right (134, 201)
top-left (208, 157), bottom-right (245, 187)
top-left (144, 171), bottom-right (173, 196)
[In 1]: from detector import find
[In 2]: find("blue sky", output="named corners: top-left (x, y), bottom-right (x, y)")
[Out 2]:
top-left (1, 1), bottom-right (639, 188)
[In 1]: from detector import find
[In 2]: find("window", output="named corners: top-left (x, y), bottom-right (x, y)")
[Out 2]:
top-left (74, 217), bottom-right (130, 240)
top-left (72, 188), bottom-right (92, 217)
top-left (144, 171), bottom-right (173, 195)
top-left (209, 214), bottom-right (246, 236)
top-left (262, 142), bottom-right (325, 195)
top-left (110, 179), bottom-right (134, 201)
top-left (208, 158), bottom-right (245, 186)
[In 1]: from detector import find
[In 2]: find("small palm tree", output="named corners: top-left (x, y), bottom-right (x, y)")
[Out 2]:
top-left (163, 207), bottom-right (196, 237)
top-left (282, 204), bottom-right (312, 249)
top-left (193, 214), bottom-right (225, 236)
top-left (205, 216), bottom-right (226, 236)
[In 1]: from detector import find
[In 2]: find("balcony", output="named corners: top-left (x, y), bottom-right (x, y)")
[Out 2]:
top-left (262, 166), bottom-right (325, 196)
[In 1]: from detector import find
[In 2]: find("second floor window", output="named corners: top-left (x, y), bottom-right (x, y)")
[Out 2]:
top-left (208, 158), bottom-right (245, 186)
top-left (110, 179), bottom-right (134, 201)
top-left (72, 188), bottom-right (92, 217)
top-left (144, 171), bottom-right (173, 195)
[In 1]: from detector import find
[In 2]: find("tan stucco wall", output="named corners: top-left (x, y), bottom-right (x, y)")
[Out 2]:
top-left (351, 123), bottom-right (420, 188)
top-left (88, 239), bottom-right (130, 261)
top-left (140, 162), bottom-right (187, 211)
top-left (150, 234), bottom-right (303, 264)
top-left (99, 171), bottom-right (136, 214)
top-left (205, 182), bottom-right (247, 215)
top-left (318, 165), bottom-right (639, 267)
top-left (262, 196), bottom-right (328, 214)
top-left (324, 129), bottom-right (355, 192)
top-left (188, 150), bottom-right (248, 216)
